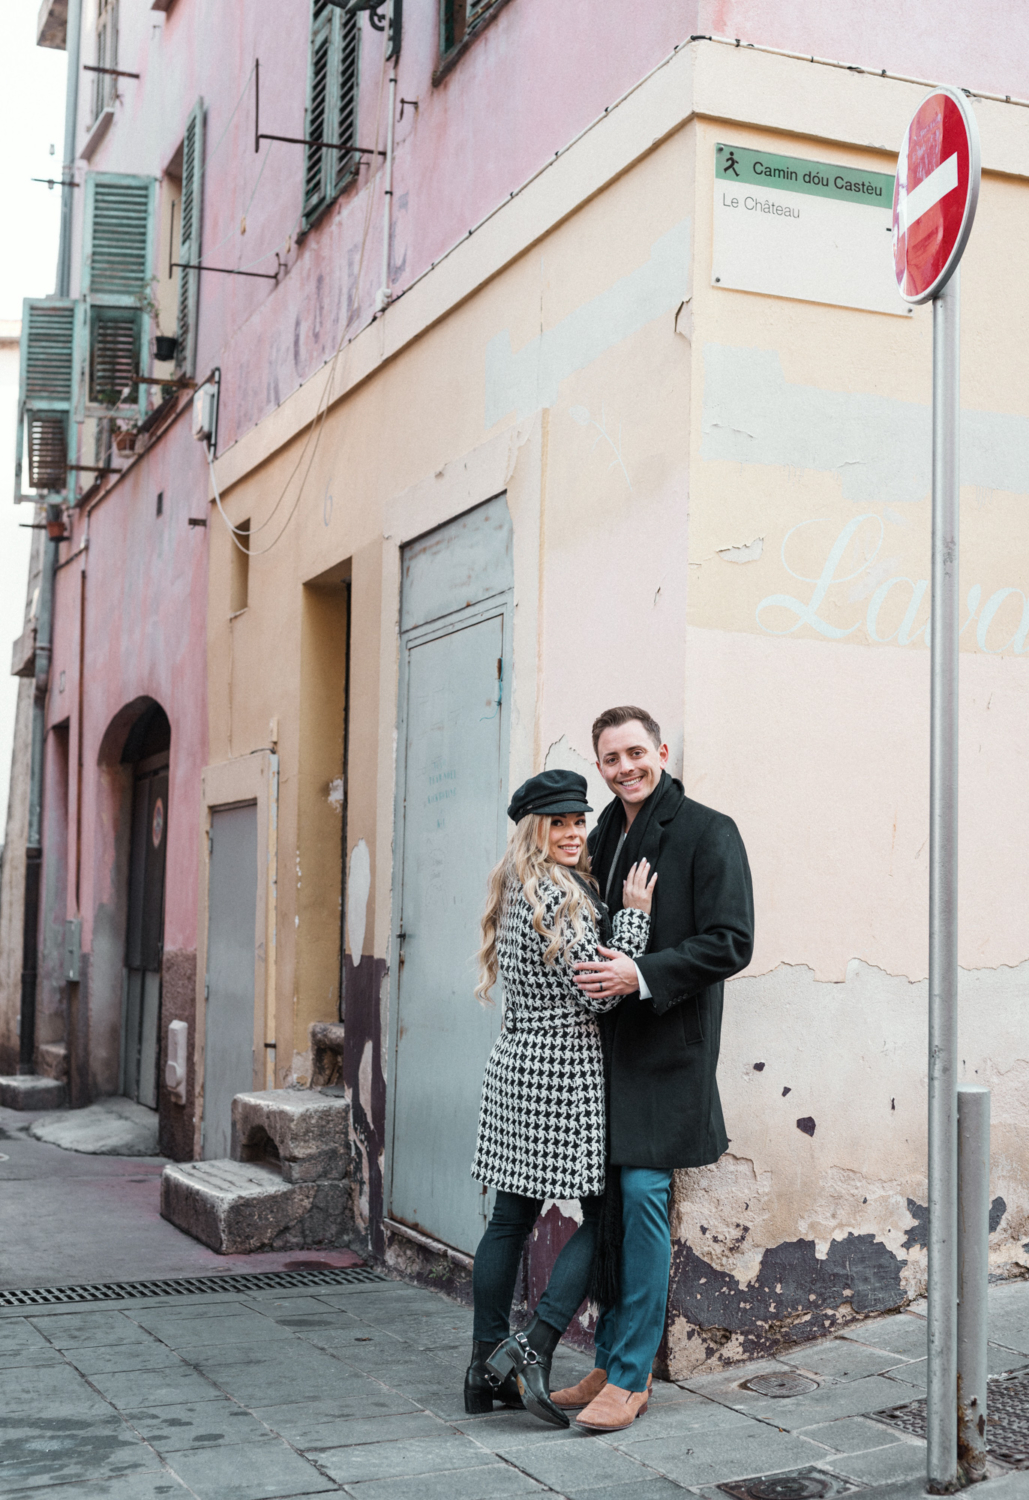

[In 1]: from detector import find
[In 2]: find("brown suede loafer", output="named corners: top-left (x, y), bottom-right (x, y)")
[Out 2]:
top-left (551, 1367), bottom-right (608, 1410)
top-left (575, 1381), bottom-right (649, 1432)
top-left (554, 1370), bottom-right (652, 1411)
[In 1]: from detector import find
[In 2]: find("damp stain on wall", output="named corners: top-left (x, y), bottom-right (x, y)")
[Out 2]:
top-left (663, 1230), bottom-right (907, 1375)
top-left (342, 955), bottom-right (388, 1257)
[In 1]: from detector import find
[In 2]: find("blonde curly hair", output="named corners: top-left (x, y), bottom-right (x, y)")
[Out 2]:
top-left (475, 812), bottom-right (597, 1005)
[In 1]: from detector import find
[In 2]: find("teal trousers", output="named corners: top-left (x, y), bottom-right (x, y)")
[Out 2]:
top-left (593, 1166), bottom-right (673, 1391)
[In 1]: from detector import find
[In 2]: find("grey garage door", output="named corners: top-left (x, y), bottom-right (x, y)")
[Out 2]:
top-left (388, 496), bottom-right (512, 1255)
top-left (203, 801), bottom-right (258, 1160)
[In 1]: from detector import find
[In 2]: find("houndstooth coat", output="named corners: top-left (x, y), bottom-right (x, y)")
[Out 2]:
top-left (471, 878), bottom-right (650, 1200)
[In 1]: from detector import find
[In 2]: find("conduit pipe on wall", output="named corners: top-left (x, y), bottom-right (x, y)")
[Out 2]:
top-left (19, 0), bottom-right (83, 1071)
top-left (19, 537), bottom-right (58, 1071)
top-left (375, 64), bottom-right (397, 313)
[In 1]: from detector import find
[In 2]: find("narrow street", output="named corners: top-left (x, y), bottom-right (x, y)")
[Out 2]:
top-left (4, 1108), bottom-right (1029, 1498)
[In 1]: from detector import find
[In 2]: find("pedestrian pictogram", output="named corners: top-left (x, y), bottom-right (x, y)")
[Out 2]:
top-left (723, 150), bottom-right (740, 177)
top-left (892, 87), bottom-right (980, 304)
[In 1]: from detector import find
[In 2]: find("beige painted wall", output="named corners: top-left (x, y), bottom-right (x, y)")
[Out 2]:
top-left (206, 41), bottom-right (1029, 1366)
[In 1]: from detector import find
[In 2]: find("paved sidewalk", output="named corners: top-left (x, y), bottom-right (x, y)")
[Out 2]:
top-left (2, 1275), bottom-right (1029, 1499)
top-left (3, 1108), bottom-right (1029, 1498)
top-left (0, 1104), bottom-right (360, 1288)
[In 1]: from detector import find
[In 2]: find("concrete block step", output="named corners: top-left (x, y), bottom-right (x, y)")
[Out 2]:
top-left (0, 1075), bottom-right (66, 1111)
top-left (231, 1089), bottom-right (351, 1183)
top-left (160, 1158), bottom-right (353, 1254)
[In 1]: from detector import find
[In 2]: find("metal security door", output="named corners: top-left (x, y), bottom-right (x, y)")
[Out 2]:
top-left (388, 495), bottom-right (513, 1256)
top-left (203, 801), bottom-right (258, 1159)
top-left (123, 756), bottom-right (168, 1109)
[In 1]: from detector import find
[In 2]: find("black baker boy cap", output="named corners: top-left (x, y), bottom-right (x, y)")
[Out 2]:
top-left (507, 769), bottom-right (592, 824)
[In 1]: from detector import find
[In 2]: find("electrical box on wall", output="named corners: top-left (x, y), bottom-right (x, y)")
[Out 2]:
top-left (192, 382), bottom-right (217, 445)
top-left (165, 1019), bottom-right (188, 1104)
top-left (64, 918), bottom-right (81, 982)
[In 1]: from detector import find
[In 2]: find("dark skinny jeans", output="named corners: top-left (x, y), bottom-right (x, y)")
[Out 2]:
top-left (472, 1189), bottom-right (603, 1345)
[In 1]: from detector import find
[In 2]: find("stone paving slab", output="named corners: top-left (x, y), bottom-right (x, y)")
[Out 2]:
top-left (0, 1411), bottom-right (159, 1491)
top-left (780, 1337), bottom-right (918, 1382)
top-left (118, 1395), bottom-right (277, 1454)
top-left (820, 1436), bottom-right (931, 1486)
top-left (344, 1465), bottom-right (546, 1499)
top-left (618, 1425), bottom-right (831, 1489)
top-left (165, 1436), bottom-right (338, 1499)
top-left (798, 1414), bottom-right (908, 1452)
top-left (2, 1475), bottom-right (194, 1499)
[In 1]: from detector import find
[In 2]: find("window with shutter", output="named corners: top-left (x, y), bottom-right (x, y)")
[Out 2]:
top-left (15, 298), bottom-right (77, 501)
top-left (81, 172), bottom-right (156, 414)
top-left (176, 101), bottom-right (204, 377)
top-left (302, 0), bottom-right (360, 229)
top-left (93, 0), bottom-right (119, 123)
top-left (441, 0), bottom-right (501, 57)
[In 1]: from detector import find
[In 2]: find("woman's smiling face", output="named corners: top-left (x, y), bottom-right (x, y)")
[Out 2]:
top-left (546, 812), bottom-right (587, 867)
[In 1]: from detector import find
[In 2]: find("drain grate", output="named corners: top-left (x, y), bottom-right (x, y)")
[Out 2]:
top-left (741, 1372), bottom-right (819, 1398)
top-left (0, 1265), bottom-right (385, 1309)
top-left (872, 1366), bottom-right (1029, 1468)
top-left (719, 1466), bottom-right (858, 1499)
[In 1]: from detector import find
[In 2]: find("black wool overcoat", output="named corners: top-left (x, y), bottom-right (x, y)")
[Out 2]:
top-left (590, 773), bottom-right (754, 1170)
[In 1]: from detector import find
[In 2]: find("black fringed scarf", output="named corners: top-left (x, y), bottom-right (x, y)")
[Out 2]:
top-left (585, 773), bottom-right (684, 1308)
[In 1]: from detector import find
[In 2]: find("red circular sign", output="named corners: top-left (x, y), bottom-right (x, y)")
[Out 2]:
top-left (893, 88), bottom-right (980, 304)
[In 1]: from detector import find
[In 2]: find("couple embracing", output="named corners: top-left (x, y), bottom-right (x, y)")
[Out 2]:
top-left (465, 705), bottom-right (754, 1432)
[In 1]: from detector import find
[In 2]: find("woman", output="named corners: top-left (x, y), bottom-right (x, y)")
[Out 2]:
top-left (465, 768), bottom-right (656, 1428)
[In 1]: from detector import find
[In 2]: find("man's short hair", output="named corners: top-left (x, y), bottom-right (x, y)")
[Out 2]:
top-left (591, 705), bottom-right (662, 758)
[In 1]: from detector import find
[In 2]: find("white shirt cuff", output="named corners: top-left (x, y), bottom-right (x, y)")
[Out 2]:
top-left (633, 963), bottom-right (652, 1000)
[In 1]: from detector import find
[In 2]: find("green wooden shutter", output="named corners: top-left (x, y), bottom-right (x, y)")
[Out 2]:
top-left (176, 100), bottom-right (204, 377)
top-left (304, 2), bottom-right (334, 221)
top-left (15, 297), bottom-right (77, 501)
top-left (303, 1), bottom-right (360, 228)
top-left (82, 172), bottom-right (155, 413)
top-left (331, 10), bottom-right (360, 201)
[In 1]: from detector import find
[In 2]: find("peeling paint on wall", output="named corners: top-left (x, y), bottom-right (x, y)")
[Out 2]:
top-left (701, 345), bottom-right (1029, 502)
top-left (346, 839), bottom-right (371, 964)
top-left (485, 220), bottom-right (690, 427)
top-left (342, 956), bottom-right (388, 1257)
top-left (664, 1229), bottom-right (906, 1376)
top-left (543, 734), bottom-right (611, 832)
top-left (718, 538), bottom-right (764, 563)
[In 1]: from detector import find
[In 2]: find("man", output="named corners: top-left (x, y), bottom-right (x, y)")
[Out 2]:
top-left (554, 705), bottom-right (754, 1432)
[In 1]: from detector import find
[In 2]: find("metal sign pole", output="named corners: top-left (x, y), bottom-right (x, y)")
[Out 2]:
top-left (926, 267), bottom-right (961, 1494)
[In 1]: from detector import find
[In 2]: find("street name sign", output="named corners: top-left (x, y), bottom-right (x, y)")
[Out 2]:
top-left (893, 88), bottom-right (980, 304)
top-left (712, 143), bottom-right (906, 316)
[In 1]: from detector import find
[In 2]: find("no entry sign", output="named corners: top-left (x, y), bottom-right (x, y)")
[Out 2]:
top-left (893, 87), bottom-right (980, 304)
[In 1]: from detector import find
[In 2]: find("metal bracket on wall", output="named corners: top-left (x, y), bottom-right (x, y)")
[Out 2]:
top-left (170, 258), bottom-right (282, 283)
top-left (82, 64), bottom-right (140, 79)
top-left (253, 59), bottom-right (386, 157)
top-left (64, 919), bottom-right (81, 983)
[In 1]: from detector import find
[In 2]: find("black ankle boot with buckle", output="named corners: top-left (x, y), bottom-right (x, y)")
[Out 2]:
top-left (464, 1340), bottom-right (525, 1414)
top-left (485, 1315), bottom-right (568, 1428)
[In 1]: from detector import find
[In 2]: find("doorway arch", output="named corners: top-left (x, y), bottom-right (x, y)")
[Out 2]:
top-left (118, 701), bottom-right (171, 1108)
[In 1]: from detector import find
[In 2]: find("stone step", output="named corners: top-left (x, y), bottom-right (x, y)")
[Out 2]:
top-left (230, 1088), bottom-right (351, 1184)
top-left (0, 1075), bottom-right (66, 1111)
top-left (160, 1157), bottom-right (352, 1254)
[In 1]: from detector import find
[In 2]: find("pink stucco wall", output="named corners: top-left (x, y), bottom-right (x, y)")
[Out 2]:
top-left (70, 0), bottom-right (1029, 454)
top-left (41, 0), bottom-right (1029, 1132)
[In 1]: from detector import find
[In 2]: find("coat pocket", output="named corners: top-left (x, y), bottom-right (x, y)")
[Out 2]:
top-left (679, 994), bottom-right (704, 1045)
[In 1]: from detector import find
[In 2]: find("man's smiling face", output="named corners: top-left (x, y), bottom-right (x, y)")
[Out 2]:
top-left (596, 720), bottom-right (669, 811)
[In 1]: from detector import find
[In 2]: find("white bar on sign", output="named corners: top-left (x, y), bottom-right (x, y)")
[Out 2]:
top-left (898, 154), bottom-right (959, 236)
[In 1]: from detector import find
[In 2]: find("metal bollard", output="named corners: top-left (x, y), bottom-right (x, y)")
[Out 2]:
top-left (957, 1083), bottom-right (990, 1483)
